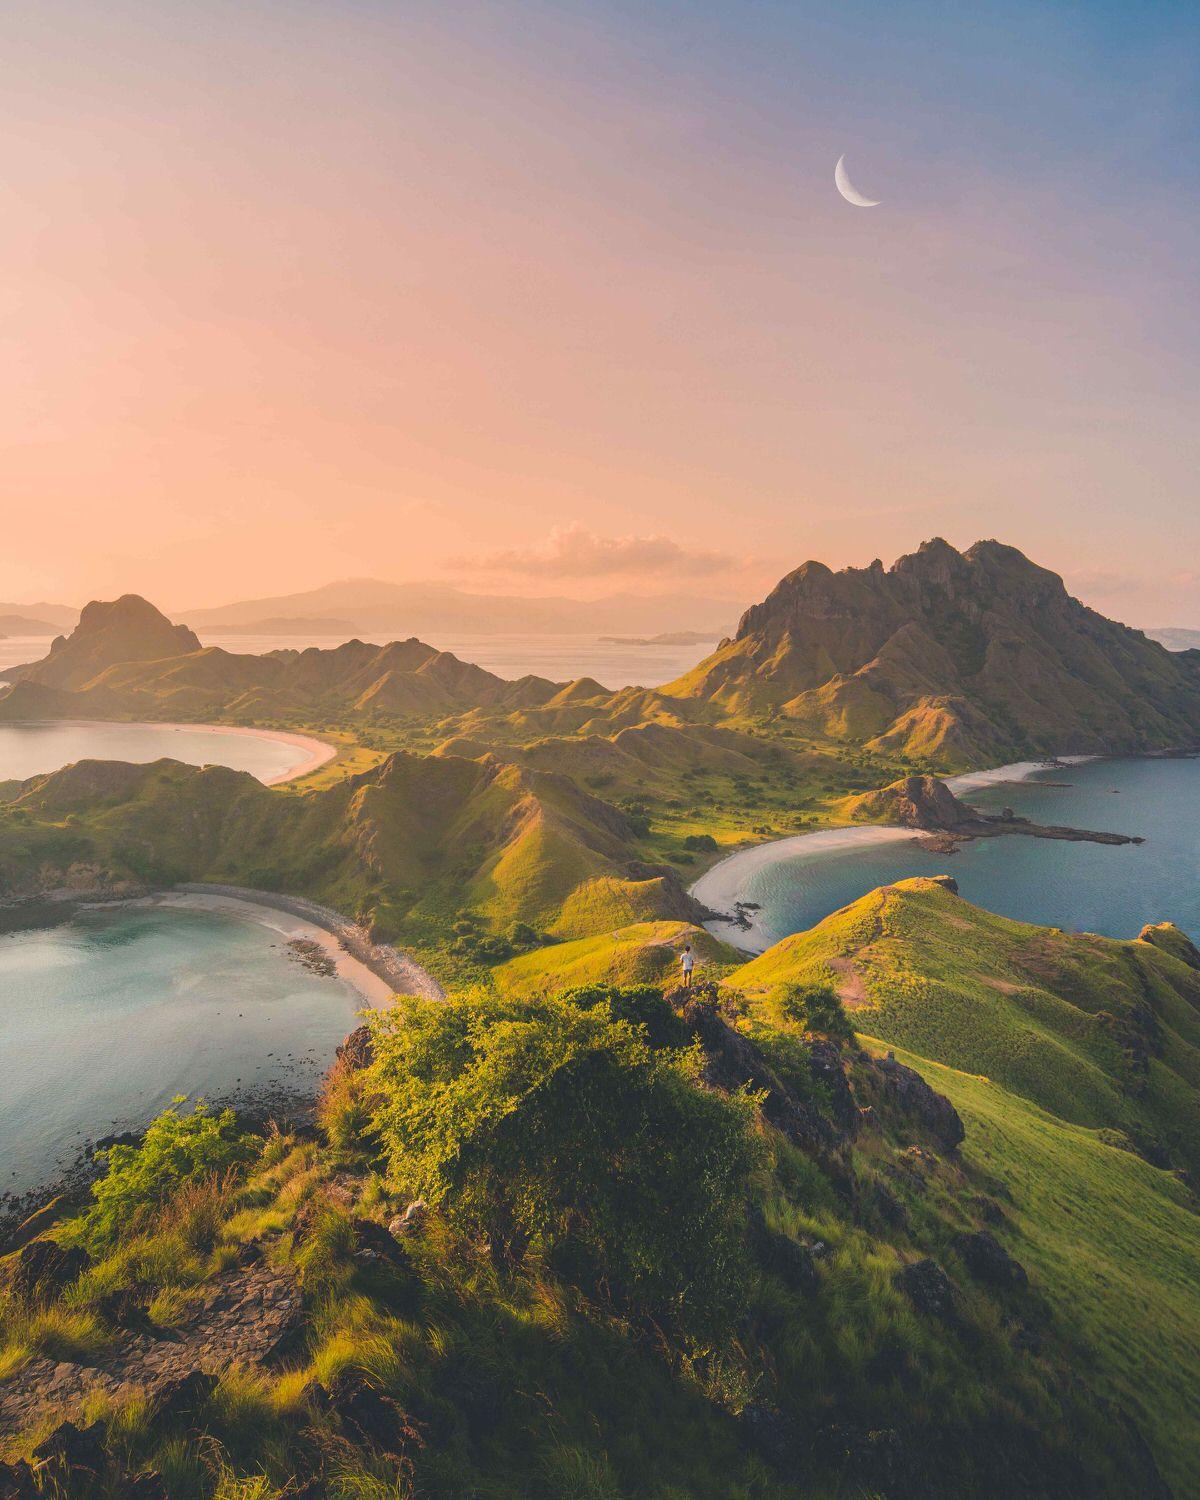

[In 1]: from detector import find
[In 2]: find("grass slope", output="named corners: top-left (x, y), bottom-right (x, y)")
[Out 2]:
top-left (732, 878), bottom-right (1200, 1176)
top-left (870, 1042), bottom-right (1200, 1495)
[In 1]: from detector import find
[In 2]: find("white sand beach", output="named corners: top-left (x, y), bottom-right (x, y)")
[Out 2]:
top-left (689, 757), bottom-right (1099, 951)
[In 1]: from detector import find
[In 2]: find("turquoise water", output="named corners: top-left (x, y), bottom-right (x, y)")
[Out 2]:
top-left (0, 721), bottom-right (314, 784)
top-left (0, 905), bottom-right (366, 1195)
top-left (741, 757), bottom-right (1200, 950)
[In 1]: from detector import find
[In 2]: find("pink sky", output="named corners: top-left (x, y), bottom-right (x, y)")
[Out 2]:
top-left (0, 3), bottom-right (1196, 626)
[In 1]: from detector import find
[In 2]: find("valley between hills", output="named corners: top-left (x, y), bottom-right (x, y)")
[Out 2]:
top-left (2, 538), bottom-right (1200, 1499)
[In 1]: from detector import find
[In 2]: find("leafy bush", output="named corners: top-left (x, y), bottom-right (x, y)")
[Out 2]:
top-left (780, 983), bottom-right (856, 1043)
top-left (682, 833), bottom-right (718, 853)
top-left (79, 1101), bottom-right (256, 1248)
top-left (367, 991), bottom-right (761, 1336)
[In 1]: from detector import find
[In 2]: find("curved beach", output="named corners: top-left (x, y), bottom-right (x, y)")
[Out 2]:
top-left (153, 885), bottom-right (444, 1002)
top-left (133, 722), bottom-right (338, 784)
top-left (689, 758), bottom-right (1089, 951)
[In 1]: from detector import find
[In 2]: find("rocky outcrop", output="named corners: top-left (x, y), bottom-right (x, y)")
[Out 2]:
top-left (895, 1257), bottom-right (958, 1322)
top-left (872, 1052), bottom-right (966, 1151)
top-left (1138, 922), bottom-right (1200, 971)
top-left (6, 594), bottom-right (200, 692)
top-left (0, 1261), bottom-right (300, 1437)
top-left (842, 773), bottom-right (1144, 847)
top-left (665, 537), bottom-right (1200, 764)
top-left (954, 1230), bottom-right (1028, 1290)
top-left (5, 1238), bottom-right (89, 1302)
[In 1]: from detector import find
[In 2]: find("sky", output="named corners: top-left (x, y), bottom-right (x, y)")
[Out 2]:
top-left (0, 0), bottom-right (1197, 623)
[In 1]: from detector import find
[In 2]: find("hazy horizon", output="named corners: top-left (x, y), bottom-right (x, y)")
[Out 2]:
top-left (1, 2), bottom-right (1197, 626)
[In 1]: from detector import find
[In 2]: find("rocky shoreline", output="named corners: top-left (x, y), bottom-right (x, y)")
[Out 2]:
top-left (0, 883), bottom-right (443, 1250)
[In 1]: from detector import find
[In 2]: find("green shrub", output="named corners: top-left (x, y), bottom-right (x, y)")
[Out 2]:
top-left (682, 833), bottom-right (718, 853)
top-left (367, 992), bottom-right (761, 1337)
top-left (779, 983), bottom-right (856, 1044)
top-left (78, 1101), bottom-right (257, 1249)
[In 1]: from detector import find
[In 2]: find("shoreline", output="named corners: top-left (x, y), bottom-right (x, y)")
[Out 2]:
top-left (688, 756), bottom-right (1098, 953)
top-left (0, 719), bottom-right (337, 785)
top-left (0, 884), bottom-right (443, 1242)
top-left (160, 884), bottom-right (444, 1001)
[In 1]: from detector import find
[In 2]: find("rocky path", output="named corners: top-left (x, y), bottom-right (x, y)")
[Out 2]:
top-left (0, 1260), bottom-right (301, 1437)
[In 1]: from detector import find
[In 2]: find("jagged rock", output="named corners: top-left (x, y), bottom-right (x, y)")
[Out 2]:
top-left (895, 1258), bottom-right (957, 1322)
top-left (0, 1459), bottom-right (36, 1499)
top-left (808, 1038), bottom-right (860, 1133)
top-left (312, 1371), bottom-right (423, 1462)
top-left (674, 989), bottom-right (842, 1165)
top-left (152, 1369), bottom-right (218, 1424)
top-left (31, 1419), bottom-right (107, 1480)
top-left (388, 1200), bottom-right (428, 1240)
top-left (970, 1194), bottom-right (1006, 1225)
top-left (749, 1210), bottom-right (820, 1294)
top-left (336, 1025), bottom-right (374, 1072)
top-left (874, 1052), bottom-right (965, 1150)
top-left (8, 1237), bottom-right (89, 1301)
top-left (954, 1230), bottom-right (1028, 1290)
top-left (0, 1196), bottom-right (70, 1257)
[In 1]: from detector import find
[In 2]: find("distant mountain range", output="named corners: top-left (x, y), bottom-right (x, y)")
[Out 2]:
top-left (5, 542), bottom-right (1200, 771)
top-left (177, 578), bottom-right (737, 637)
top-left (1146, 627), bottom-right (1200, 653)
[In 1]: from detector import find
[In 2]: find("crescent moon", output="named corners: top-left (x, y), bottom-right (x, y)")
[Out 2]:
top-left (835, 154), bottom-right (881, 208)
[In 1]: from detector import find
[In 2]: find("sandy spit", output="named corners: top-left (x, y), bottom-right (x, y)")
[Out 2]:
top-left (688, 757), bottom-right (1091, 953)
top-left (130, 885), bottom-right (444, 1004)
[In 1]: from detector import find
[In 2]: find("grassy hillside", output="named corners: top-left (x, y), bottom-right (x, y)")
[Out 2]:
top-left (492, 920), bottom-right (736, 997)
top-left (732, 877), bottom-right (1200, 1176)
top-left (870, 1043), bottom-right (1200, 1495)
top-left (664, 539), bottom-right (1200, 766)
top-left (0, 754), bottom-right (706, 967)
top-left (1, 981), bottom-right (1180, 1498)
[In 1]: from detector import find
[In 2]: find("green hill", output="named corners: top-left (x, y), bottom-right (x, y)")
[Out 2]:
top-left (732, 877), bottom-right (1200, 1177)
top-left (0, 752), bottom-right (701, 951)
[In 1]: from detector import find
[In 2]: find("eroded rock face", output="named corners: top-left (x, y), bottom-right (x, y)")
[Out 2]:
top-left (673, 989), bottom-right (842, 1164)
top-left (954, 1230), bottom-right (1028, 1290)
top-left (336, 1024), bottom-right (375, 1072)
top-left (895, 1257), bottom-right (957, 1322)
top-left (873, 1053), bottom-right (966, 1151)
top-left (7, 1238), bottom-right (89, 1302)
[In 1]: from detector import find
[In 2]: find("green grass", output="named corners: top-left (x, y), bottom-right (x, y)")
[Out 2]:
top-left (492, 921), bottom-right (737, 998)
top-left (867, 1039), bottom-right (1200, 1496)
top-left (732, 877), bottom-right (1200, 1176)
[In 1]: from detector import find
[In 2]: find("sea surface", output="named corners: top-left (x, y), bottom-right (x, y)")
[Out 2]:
top-left (0, 630), bottom-right (718, 688)
top-left (733, 756), bottom-right (1200, 950)
top-left (0, 905), bottom-right (367, 1196)
top-left (0, 721), bottom-right (318, 784)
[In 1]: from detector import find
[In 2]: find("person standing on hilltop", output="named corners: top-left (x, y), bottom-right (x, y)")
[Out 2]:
top-left (679, 942), bottom-right (695, 989)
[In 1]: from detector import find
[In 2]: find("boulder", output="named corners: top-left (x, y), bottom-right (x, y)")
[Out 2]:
top-left (311, 1371), bottom-right (423, 1462)
top-left (895, 1257), bottom-right (957, 1322)
top-left (336, 1025), bottom-right (375, 1071)
top-left (8, 1237), bottom-right (90, 1301)
top-left (0, 1459), bottom-right (36, 1499)
top-left (152, 1369), bottom-right (218, 1425)
top-left (388, 1199), bottom-right (428, 1240)
top-left (874, 1052), bottom-right (965, 1151)
top-left (31, 1420), bottom-right (107, 1482)
top-left (954, 1230), bottom-right (1028, 1289)
top-left (749, 1211), bottom-right (820, 1294)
